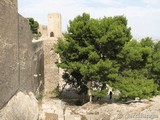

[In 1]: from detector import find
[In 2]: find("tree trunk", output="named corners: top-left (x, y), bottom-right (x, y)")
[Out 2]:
top-left (87, 81), bottom-right (93, 103)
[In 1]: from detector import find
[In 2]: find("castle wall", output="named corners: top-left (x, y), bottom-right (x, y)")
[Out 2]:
top-left (32, 40), bottom-right (44, 93)
top-left (38, 24), bottom-right (48, 37)
top-left (0, 0), bottom-right (44, 109)
top-left (43, 40), bottom-right (59, 98)
top-left (0, 0), bottom-right (19, 109)
top-left (48, 13), bottom-right (62, 38)
top-left (18, 15), bottom-right (34, 92)
top-left (18, 15), bottom-right (44, 93)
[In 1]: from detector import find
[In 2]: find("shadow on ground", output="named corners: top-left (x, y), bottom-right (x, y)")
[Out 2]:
top-left (50, 88), bottom-right (118, 106)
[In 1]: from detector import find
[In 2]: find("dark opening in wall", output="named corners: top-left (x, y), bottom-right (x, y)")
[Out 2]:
top-left (50, 32), bottom-right (54, 37)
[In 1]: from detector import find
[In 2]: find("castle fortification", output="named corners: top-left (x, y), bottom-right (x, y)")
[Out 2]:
top-left (38, 13), bottom-right (62, 39)
top-left (0, 0), bottom-right (44, 109)
top-left (38, 25), bottom-right (48, 37)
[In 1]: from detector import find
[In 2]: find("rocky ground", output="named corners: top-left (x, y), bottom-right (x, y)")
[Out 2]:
top-left (38, 95), bottom-right (160, 120)
top-left (1, 90), bottom-right (159, 120)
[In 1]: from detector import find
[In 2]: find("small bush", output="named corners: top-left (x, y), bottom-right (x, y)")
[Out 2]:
top-left (36, 92), bottom-right (44, 101)
top-left (50, 87), bottom-right (60, 97)
top-left (33, 32), bottom-right (42, 40)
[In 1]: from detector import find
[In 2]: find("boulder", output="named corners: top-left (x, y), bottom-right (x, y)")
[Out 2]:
top-left (0, 92), bottom-right (39, 120)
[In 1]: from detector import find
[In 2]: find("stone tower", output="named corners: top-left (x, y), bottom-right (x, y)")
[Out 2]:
top-left (48, 13), bottom-right (62, 38)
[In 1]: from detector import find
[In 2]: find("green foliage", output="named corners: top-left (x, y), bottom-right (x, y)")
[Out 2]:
top-left (92, 89), bottom-right (108, 98)
top-left (55, 13), bottom-right (159, 102)
top-left (55, 13), bottom-right (131, 96)
top-left (118, 39), bottom-right (153, 70)
top-left (36, 92), bottom-right (44, 101)
top-left (33, 32), bottom-right (42, 40)
top-left (152, 51), bottom-right (160, 73)
top-left (140, 37), bottom-right (154, 48)
top-left (50, 87), bottom-right (60, 97)
top-left (151, 41), bottom-right (160, 89)
top-left (154, 41), bottom-right (160, 52)
top-left (112, 75), bottom-right (158, 101)
top-left (27, 18), bottom-right (41, 39)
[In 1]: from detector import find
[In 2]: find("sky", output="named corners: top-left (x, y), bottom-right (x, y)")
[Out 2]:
top-left (18, 0), bottom-right (160, 40)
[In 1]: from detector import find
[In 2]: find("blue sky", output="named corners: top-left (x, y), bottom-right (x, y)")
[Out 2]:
top-left (18, 0), bottom-right (160, 40)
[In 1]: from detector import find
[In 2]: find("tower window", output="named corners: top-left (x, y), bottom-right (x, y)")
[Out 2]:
top-left (50, 32), bottom-right (54, 37)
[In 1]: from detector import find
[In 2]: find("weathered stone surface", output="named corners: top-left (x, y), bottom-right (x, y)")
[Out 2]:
top-left (48, 13), bottom-right (62, 38)
top-left (38, 25), bottom-right (48, 37)
top-left (18, 14), bottom-right (33, 92)
top-left (43, 39), bottom-right (60, 98)
top-left (0, 0), bottom-right (19, 109)
top-left (0, 0), bottom-right (44, 109)
top-left (32, 40), bottom-right (44, 93)
top-left (19, 15), bottom-right (44, 94)
top-left (45, 113), bottom-right (58, 120)
top-left (38, 13), bottom-right (62, 38)
top-left (65, 115), bottom-right (81, 120)
top-left (0, 92), bottom-right (39, 120)
top-left (39, 99), bottom-right (65, 120)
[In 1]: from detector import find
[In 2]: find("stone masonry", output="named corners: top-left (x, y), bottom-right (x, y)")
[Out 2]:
top-left (38, 13), bottom-right (62, 38)
top-left (43, 39), bottom-right (59, 99)
top-left (0, 0), bottom-right (44, 109)
top-left (48, 13), bottom-right (62, 38)
top-left (38, 25), bottom-right (48, 37)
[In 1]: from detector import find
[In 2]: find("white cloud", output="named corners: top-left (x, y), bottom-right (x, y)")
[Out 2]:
top-left (91, 0), bottom-right (123, 6)
top-left (143, 0), bottom-right (160, 5)
top-left (18, 0), bottom-right (160, 40)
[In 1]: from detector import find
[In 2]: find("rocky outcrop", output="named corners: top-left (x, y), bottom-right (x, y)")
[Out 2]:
top-left (0, 92), bottom-right (39, 120)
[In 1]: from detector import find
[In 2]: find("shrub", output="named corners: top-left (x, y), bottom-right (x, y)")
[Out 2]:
top-left (92, 89), bottom-right (108, 98)
top-left (36, 92), bottom-right (44, 101)
top-left (50, 87), bottom-right (60, 97)
top-left (113, 76), bottom-right (158, 101)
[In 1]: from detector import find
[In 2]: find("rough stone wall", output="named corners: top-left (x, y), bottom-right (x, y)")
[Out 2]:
top-left (0, 0), bottom-right (19, 109)
top-left (19, 15), bottom-right (44, 93)
top-left (48, 13), bottom-right (62, 38)
top-left (42, 38), bottom-right (80, 100)
top-left (43, 39), bottom-right (60, 98)
top-left (32, 40), bottom-right (44, 93)
top-left (18, 14), bottom-right (34, 92)
top-left (0, 0), bottom-right (44, 109)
